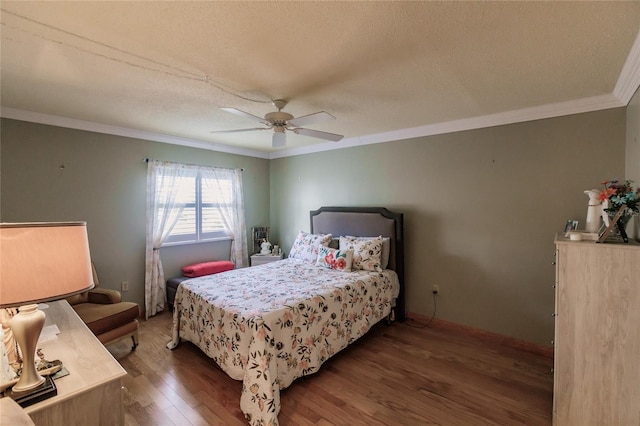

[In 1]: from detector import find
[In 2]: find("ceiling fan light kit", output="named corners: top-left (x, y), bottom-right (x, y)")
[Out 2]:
top-left (272, 128), bottom-right (286, 147)
top-left (215, 99), bottom-right (344, 148)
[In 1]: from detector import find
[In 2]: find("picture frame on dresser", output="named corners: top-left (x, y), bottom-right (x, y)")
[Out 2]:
top-left (563, 219), bottom-right (578, 237)
top-left (596, 205), bottom-right (628, 243)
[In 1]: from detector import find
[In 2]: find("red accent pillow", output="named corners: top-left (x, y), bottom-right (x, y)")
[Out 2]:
top-left (182, 260), bottom-right (234, 278)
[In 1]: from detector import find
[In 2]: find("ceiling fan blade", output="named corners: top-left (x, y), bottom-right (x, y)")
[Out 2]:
top-left (221, 107), bottom-right (267, 124)
top-left (210, 127), bottom-right (270, 134)
top-left (287, 111), bottom-right (335, 127)
top-left (293, 127), bottom-right (343, 142)
top-left (272, 131), bottom-right (286, 148)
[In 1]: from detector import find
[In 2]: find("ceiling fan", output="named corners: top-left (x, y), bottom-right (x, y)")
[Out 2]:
top-left (212, 99), bottom-right (344, 147)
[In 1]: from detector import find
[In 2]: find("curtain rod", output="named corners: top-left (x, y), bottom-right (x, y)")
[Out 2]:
top-left (144, 158), bottom-right (244, 172)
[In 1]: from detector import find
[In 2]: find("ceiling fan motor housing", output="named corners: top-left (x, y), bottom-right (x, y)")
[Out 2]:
top-left (265, 111), bottom-right (294, 126)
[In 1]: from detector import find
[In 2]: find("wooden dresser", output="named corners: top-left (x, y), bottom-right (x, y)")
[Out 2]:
top-left (553, 234), bottom-right (640, 425)
top-left (21, 300), bottom-right (126, 425)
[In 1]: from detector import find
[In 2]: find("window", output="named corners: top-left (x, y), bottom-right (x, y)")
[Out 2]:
top-left (158, 171), bottom-right (233, 244)
top-left (146, 160), bottom-right (248, 316)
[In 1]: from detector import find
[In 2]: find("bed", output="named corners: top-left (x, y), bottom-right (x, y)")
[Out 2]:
top-left (168, 206), bottom-right (405, 425)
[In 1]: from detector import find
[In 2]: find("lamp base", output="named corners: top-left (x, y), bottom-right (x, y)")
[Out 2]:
top-left (7, 374), bottom-right (57, 408)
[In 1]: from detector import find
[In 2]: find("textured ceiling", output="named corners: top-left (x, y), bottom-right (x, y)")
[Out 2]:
top-left (1, 2), bottom-right (640, 157)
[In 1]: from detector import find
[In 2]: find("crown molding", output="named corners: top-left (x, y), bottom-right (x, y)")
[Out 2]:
top-left (0, 90), bottom-right (632, 162)
top-left (269, 93), bottom-right (625, 159)
top-left (614, 29), bottom-right (640, 105)
top-left (0, 107), bottom-right (271, 159)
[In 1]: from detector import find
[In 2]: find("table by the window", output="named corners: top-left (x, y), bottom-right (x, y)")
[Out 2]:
top-left (250, 253), bottom-right (284, 266)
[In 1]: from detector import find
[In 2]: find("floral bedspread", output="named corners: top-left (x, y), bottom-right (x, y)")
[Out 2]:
top-left (167, 258), bottom-right (399, 426)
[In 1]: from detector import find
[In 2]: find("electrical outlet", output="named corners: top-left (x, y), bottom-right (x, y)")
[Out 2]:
top-left (432, 284), bottom-right (439, 294)
top-left (121, 281), bottom-right (129, 292)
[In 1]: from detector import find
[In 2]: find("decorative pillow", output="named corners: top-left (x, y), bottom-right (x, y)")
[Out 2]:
top-left (288, 231), bottom-right (332, 264)
top-left (339, 236), bottom-right (383, 272)
top-left (316, 246), bottom-right (353, 271)
top-left (340, 236), bottom-right (391, 269)
top-left (182, 260), bottom-right (235, 278)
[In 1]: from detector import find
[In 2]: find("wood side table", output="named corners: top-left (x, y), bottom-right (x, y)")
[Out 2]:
top-left (250, 253), bottom-right (284, 266)
top-left (22, 300), bottom-right (127, 425)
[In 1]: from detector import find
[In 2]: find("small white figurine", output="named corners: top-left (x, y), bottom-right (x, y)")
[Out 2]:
top-left (260, 239), bottom-right (272, 255)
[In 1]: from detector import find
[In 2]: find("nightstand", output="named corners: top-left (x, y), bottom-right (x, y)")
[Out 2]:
top-left (250, 253), bottom-right (284, 266)
top-left (22, 300), bottom-right (126, 425)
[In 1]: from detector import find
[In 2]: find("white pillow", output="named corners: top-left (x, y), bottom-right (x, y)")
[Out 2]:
top-left (288, 231), bottom-right (332, 264)
top-left (316, 246), bottom-right (354, 271)
top-left (339, 236), bottom-right (383, 272)
top-left (340, 236), bottom-right (390, 269)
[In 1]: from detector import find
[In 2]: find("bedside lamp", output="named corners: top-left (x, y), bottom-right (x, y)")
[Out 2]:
top-left (0, 222), bottom-right (94, 395)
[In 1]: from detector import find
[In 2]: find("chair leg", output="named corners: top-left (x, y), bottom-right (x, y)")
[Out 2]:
top-left (130, 335), bottom-right (139, 351)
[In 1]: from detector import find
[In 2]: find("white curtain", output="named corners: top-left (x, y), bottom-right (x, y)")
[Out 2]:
top-left (145, 160), bottom-right (248, 318)
top-left (144, 160), bottom-right (193, 318)
top-left (202, 168), bottom-right (248, 268)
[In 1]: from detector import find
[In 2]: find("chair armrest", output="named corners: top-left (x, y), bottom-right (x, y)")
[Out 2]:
top-left (88, 288), bottom-right (122, 304)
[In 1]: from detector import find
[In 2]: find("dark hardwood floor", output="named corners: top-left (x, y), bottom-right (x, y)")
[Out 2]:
top-left (108, 311), bottom-right (553, 425)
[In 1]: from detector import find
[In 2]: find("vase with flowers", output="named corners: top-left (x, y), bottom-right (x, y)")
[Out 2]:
top-left (598, 179), bottom-right (640, 243)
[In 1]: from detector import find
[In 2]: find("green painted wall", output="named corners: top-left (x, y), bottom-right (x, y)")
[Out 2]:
top-left (0, 119), bottom-right (270, 310)
top-left (269, 109), bottom-right (626, 345)
top-left (0, 108), bottom-right (629, 345)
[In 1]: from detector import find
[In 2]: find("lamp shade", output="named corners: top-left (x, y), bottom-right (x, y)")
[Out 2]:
top-left (0, 222), bottom-right (94, 307)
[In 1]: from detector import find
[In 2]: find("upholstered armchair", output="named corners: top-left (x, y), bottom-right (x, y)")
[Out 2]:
top-left (66, 263), bottom-right (139, 351)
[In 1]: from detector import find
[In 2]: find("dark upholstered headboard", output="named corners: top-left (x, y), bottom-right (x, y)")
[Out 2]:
top-left (310, 207), bottom-right (405, 322)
